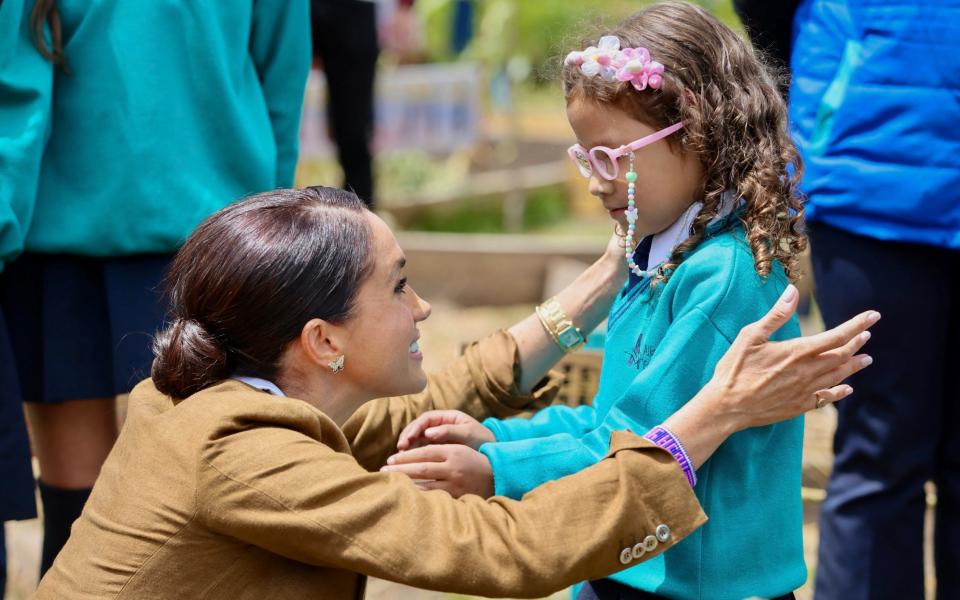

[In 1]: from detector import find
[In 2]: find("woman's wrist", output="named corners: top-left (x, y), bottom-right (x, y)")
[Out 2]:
top-left (643, 425), bottom-right (697, 486)
top-left (658, 383), bottom-right (738, 470)
top-left (556, 254), bottom-right (624, 333)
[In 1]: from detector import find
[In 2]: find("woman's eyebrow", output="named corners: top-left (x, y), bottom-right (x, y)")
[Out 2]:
top-left (392, 257), bottom-right (406, 278)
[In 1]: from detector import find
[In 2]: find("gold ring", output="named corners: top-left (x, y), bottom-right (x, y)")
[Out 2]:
top-left (815, 391), bottom-right (828, 410)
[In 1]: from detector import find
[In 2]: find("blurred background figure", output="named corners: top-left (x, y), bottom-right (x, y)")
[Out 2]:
top-left (311, 0), bottom-right (420, 209)
top-left (0, 0), bottom-right (309, 581)
top-left (789, 2), bottom-right (960, 599)
top-left (732, 0), bottom-right (800, 98)
top-left (0, 7), bottom-right (45, 596)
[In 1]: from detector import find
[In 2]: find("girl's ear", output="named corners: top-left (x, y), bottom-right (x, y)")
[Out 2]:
top-left (298, 318), bottom-right (347, 368)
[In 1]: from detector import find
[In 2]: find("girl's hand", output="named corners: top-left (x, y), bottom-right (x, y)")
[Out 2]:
top-left (397, 410), bottom-right (495, 451)
top-left (381, 445), bottom-right (495, 498)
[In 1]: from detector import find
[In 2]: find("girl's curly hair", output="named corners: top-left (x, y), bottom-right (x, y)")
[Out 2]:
top-left (562, 1), bottom-right (806, 283)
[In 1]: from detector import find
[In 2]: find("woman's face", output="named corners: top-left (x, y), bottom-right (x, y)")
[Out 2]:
top-left (338, 211), bottom-right (432, 398)
top-left (566, 97), bottom-right (704, 238)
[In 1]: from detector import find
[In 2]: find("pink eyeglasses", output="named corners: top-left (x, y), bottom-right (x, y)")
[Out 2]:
top-left (567, 121), bottom-right (684, 181)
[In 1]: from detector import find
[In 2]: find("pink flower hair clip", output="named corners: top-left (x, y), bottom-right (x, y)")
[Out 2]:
top-left (565, 35), bottom-right (665, 91)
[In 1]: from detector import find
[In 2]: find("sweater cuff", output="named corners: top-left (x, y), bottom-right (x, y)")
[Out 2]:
top-left (479, 440), bottom-right (535, 499)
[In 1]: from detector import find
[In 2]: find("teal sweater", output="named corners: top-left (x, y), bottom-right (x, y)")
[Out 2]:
top-left (480, 224), bottom-right (806, 599)
top-left (0, 0), bottom-right (309, 266)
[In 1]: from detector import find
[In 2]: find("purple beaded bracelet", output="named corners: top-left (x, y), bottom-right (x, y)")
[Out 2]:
top-left (644, 425), bottom-right (697, 487)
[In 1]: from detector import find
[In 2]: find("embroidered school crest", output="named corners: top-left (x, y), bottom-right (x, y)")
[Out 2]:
top-left (625, 333), bottom-right (655, 371)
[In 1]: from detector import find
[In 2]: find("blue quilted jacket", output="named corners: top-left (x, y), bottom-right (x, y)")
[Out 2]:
top-left (789, 0), bottom-right (960, 249)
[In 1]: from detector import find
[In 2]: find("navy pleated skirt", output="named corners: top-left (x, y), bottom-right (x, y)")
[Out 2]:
top-left (0, 253), bottom-right (171, 404)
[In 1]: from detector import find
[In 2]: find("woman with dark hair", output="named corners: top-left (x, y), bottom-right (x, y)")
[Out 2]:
top-left (34, 186), bottom-right (875, 599)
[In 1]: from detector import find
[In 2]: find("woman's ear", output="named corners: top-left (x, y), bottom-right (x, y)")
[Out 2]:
top-left (298, 318), bottom-right (346, 368)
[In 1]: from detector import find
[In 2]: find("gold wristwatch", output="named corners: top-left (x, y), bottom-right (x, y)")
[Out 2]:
top-left (536, 296), bottom-right (586, 353)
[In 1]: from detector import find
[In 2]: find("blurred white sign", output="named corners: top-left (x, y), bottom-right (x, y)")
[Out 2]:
top-left (299, 62), bottom-right (481, 158)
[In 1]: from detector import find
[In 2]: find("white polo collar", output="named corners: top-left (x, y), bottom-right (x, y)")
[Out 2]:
top-left (644, 192), bottom-right (739, 270)
top-left (232, 375), bottom-right (286, 397)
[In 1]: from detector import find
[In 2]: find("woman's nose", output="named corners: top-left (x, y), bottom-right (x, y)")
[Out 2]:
top-left (410, 287), bottom-right (432, 322)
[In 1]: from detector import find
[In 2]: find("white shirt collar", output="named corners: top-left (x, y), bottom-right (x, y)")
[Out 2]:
top-left (645, 192), bottom-right (739, 270)
top-left (232, 375), bottom-right (286, 397)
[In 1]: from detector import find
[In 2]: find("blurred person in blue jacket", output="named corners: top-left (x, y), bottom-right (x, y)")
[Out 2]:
top-left (789, 2), bottom-right (960, 598)
top-left (0, 0), bottom-right (310, 579)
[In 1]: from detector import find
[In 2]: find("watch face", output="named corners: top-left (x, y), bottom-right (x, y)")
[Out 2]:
top-left (559, 328), bottom-right (583, 347)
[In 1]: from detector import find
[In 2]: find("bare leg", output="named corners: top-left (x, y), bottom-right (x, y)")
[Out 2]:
top-left (26, 398), bottom-right (117, 576)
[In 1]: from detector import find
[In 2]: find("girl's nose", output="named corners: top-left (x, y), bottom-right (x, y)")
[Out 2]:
top-left (588, 172), bottom-right (612, 197)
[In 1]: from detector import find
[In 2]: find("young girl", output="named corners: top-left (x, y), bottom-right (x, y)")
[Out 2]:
top-left (389, 2), bottom-right (809, 598)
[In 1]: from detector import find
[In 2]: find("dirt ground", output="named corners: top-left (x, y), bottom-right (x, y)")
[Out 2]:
top-left (4, 301), bottom-right (936, 600)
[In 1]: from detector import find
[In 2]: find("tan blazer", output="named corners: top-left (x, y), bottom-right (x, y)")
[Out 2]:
top-left (34, 331), bottom-right (706, 599)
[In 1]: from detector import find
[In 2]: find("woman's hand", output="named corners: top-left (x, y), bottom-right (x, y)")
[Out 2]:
top-left (600, 232), bottom-right (630, 288)
top-left (397, 410), bottom-right (495, 451)
top-left (381, 445), bottom-right (495, 498)
top-left (705, 284), bottom-right (878, 432)
top-left (664, 284), bottom-right (879, 469)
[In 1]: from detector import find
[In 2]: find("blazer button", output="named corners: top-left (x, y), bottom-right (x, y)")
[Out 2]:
top-left (631, 542), bottom-right (646, 560)
top-left (643, 535), bottom-right (658, 552)
top-left (619, 547), bottom-right (634, 565)
top-left (656, 524), bottom-right (671, 542)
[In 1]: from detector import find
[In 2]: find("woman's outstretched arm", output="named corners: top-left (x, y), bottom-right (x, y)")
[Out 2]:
top-left (509, 234), bottom-right (625, 393)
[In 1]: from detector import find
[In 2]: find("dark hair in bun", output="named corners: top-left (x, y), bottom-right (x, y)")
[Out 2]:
top-left (151, 186), bottom-right (371, 400)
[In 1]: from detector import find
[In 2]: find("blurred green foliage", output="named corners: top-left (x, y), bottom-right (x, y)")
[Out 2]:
top-left (337, 0), bottom-right (747, 235)
top-left (416, 0), bottom-right (743, 84)
top-left (406, 184), bottom-right (570, 233)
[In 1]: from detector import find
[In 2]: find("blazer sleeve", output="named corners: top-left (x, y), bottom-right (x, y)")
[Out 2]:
top-left (341, 330), bottom-right (564, 471)
top-left (249, 0), bottom-right (310, 187)
top-left (197, 427), bottom-right (707, 598)
top-left (0, 0), bottom-right (52, 269)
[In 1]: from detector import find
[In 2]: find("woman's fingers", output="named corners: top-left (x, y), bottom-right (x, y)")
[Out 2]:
top-left (745, 284), bottom-right (799, 341)
top-left (808, 354), bottom-right (873, 393)
top-left (808, 330), bottom-right (873, 376)
top-left (797, 310), bottom-right (881, 357)
top-left (810, 384), bottom-right (854, 409)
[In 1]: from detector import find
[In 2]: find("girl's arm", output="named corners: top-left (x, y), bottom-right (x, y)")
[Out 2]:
top-left (384, 283), bottom-right (877, 497)
top-left (482, 308), bottom-right (734, 498)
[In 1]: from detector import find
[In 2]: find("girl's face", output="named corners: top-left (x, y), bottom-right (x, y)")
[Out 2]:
top-left (566, 97), bottom-right (704, 237)
top-left (338, 211), bottom-right (432, 399)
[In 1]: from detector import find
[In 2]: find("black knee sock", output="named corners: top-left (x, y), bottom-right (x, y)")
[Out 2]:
top-left (37, 480), bottom-right (91, 577)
